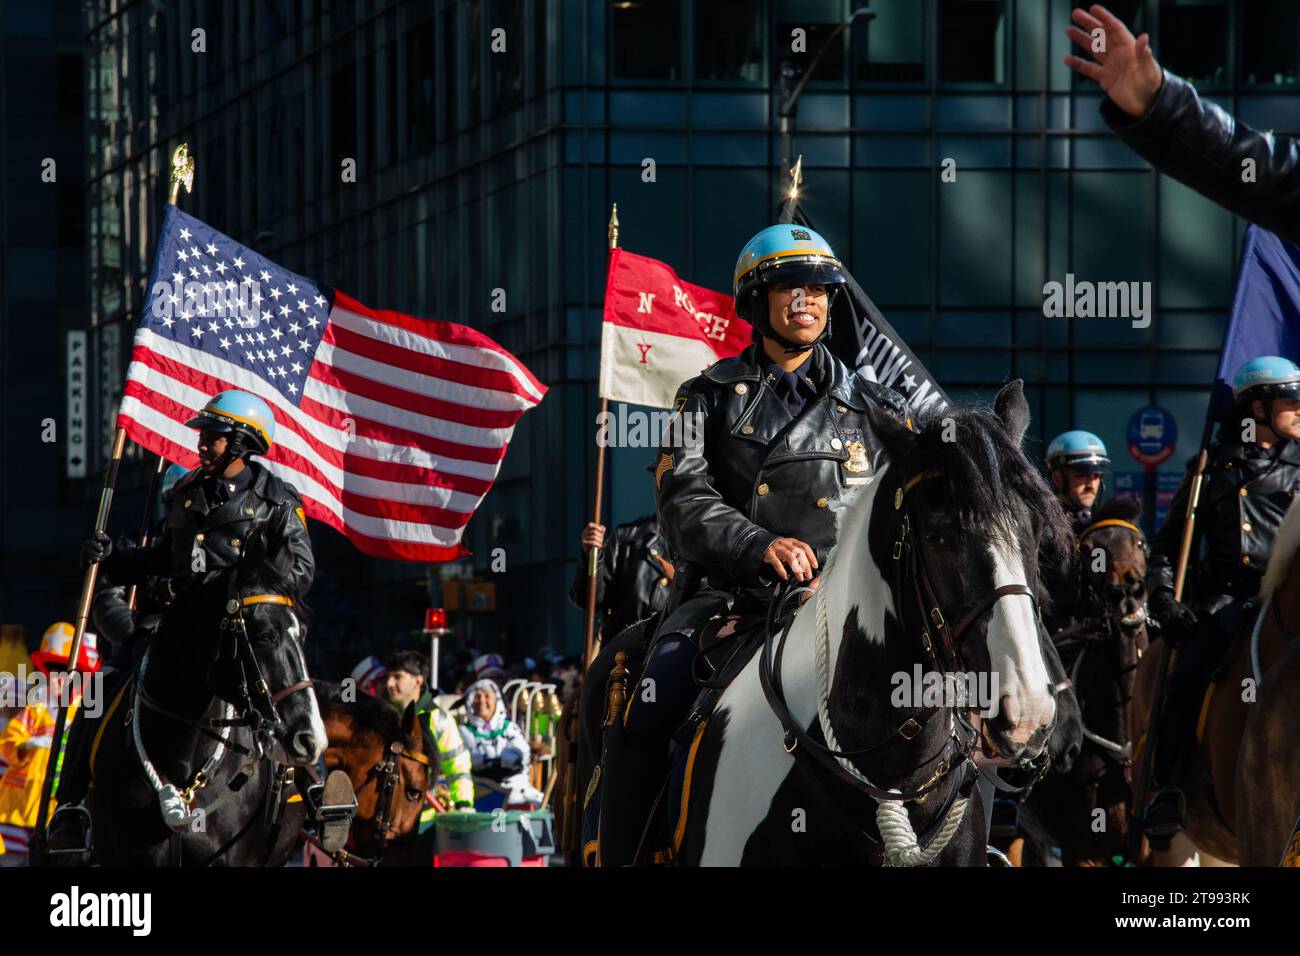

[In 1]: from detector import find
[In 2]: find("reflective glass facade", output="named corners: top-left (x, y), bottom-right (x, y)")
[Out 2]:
top-left (79, 0), bottom-right (1300, 660)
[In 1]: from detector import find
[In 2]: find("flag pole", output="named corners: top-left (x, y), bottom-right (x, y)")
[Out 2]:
top-left (582, 204), bottom-right (619, 671)
top-left (30, 143), bottom-right (195, 864)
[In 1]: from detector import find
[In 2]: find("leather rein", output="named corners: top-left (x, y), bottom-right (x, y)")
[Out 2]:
top-left (361, 738), bottom-right (435, 862)
top-left (759, 468), bottom-right (1050, 836)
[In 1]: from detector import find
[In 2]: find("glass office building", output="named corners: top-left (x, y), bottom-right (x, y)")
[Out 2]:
top-left (1, 1), bottom-right (88, 641)
top-left (81, 0), bottom-right (1300, 662)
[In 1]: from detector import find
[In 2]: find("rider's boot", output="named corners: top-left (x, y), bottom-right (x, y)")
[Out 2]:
top-left (1139, 658), bottom-right (1200, 849)
top-left (46, 711), bottom-right (98, 858)
top-left (597, 634), bottom-right (696, 866)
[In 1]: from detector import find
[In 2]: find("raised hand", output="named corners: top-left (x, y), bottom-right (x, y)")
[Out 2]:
top-left (1064, 4), bottom-right (1163, 118)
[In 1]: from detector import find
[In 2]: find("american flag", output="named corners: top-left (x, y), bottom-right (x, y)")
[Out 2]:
top-left (119, 205), bottom-right (547, 562)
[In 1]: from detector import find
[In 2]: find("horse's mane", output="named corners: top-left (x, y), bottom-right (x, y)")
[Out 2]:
top-left (1261, 495), bottom-right (1300, 602)
top-left (1089, 496), bottom-right (1143, 528)
top-left (909, 403), bottom-right (1075, 569)
top-left (313, 680), bottom-right (415, 749)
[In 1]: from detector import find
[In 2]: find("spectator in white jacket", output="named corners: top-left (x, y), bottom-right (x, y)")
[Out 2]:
top-left (460, 679), bottom-right (542, 807)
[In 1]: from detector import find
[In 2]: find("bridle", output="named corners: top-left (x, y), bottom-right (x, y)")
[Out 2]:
top-left (760, 467), bottom-right (1053, 835)
top-left (358, 738), bottom-right (434, 861)
top-left (1075, 518), bottom-right (1151, 642)
top-left (1057, 517), bottom-right (1149, 765)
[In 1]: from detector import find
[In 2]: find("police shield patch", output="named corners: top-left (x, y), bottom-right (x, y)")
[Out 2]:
top-left (841, 431), bottom-right (870, 485)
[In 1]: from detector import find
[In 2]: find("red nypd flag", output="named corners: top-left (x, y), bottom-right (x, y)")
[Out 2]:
top-left (600, 248), bottom-right (751, 409)
top-left (118, 205), bottom-right (547, 563)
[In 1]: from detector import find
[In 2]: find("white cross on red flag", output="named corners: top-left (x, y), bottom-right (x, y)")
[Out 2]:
top-left (599, 248), bottom-right (751, 409)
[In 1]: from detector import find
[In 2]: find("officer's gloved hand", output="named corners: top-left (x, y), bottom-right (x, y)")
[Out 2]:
top-left (80, 531), bottom-right (113, 570)
top-left (1150, 589), bottom-right (1197, 644)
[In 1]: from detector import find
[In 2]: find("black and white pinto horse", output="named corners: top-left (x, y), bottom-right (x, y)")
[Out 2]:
top-left (87, 531), bottom-right (326, 866)
top-left (670, 382), bottom-right (1075, 865)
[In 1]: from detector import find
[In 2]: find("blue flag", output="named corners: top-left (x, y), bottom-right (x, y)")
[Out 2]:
top-left (1214, 226), bottom-right (1300, 421)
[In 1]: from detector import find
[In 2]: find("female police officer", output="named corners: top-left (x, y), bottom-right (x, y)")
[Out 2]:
top-left (597, 225), bottom-right (908, 864)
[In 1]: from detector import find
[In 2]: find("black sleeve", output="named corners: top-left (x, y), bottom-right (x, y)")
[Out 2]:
top-left (655, 382), bottom-right (776, 580)
top-left (569, 533), bottom-right (614, 611)
top-left (269, 494), bottom-right (315, 597)
top-left (1102, 70), bottom-right (1300, 247)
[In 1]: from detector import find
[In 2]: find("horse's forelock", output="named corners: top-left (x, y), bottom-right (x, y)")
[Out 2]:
top-left (910, 405), bottom-right (1070, 569)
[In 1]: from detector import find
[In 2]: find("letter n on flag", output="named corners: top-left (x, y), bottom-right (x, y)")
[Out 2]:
top-left (599, 249), bottom-right (751, 409)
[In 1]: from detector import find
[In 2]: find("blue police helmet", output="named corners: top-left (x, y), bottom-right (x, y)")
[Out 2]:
top-left (184, 389), bottom-right (276, 456)
top-left (732, 224), bottom-right (846, 323)
top-left (159, 462), bottom-right (191, 498)
top-left (1046, 430), bottom-right (1111, 473)
top-left (1231, 355), bottom-right (1300, 400)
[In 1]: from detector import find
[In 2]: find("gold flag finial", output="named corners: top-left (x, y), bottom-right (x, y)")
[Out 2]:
top-left (787, 155), bottom-right (804, 202)
top-left (169, 144), bottom-right (195, 205)
top-left (608, 203), bottom-right (620, 250)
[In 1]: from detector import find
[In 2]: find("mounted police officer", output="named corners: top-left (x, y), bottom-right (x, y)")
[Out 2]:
top-left (569, 465), bottom-right (673, 644)
top-left (45, 389), bottom-right (315, 854)
top-left (1040, 431), bottom-right (1111, 635)
top-left (597, 224), bottom-right (908, 865)
top-left (1140, 356), bottom-right (1300, 841)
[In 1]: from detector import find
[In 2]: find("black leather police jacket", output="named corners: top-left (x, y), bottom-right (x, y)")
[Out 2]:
top-left (1148, 438), bottom-right (1300, 608)
top-left (568, 514), bottom-right (671, 641)
top-left (1102, 70), bottom-right (1300, 247)
top-left (103, 461), bottom-right (315, 599)
top-left (655, 343), bottom-right (908, 593)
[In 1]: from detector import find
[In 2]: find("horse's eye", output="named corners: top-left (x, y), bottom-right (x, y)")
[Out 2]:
top-left (405, 786), bottom-right (424, 802)
top-left (923, 529), bottom-right (947, 547)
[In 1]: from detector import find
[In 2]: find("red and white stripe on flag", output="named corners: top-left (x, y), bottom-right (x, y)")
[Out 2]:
top-left (119, 289), bottom-right (546, 563)
top-left (600, 248), bottom-right (750, 409)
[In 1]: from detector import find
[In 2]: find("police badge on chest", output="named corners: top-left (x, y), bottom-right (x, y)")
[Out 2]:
top-left (841, 431), bottom-right (870, 485)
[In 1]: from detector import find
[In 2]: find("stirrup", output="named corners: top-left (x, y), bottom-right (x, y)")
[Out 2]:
top-left (1141, 787), bottom-right (1186, 847)
top-left (305, 770), bottom-right (357, 853)
top-left (987, 845), bottom-right (1013, 867)
top-left (46, 804), bottom-right (93, 858)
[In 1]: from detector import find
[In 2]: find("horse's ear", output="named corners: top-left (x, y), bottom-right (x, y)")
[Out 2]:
top-left (238, 525), bottom-right (269, 577)
top-left (401, 700), bottom-right (421, 740)
top-left (867, 401), bottom-right (917, 461)
top-left (993, 379), bottom-right (1030, 447)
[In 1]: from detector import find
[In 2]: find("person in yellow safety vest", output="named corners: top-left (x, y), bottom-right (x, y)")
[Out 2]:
top-left (0, 624), bottom-right (101, 866)
top-left (383, 650), bottom-right (474, 809)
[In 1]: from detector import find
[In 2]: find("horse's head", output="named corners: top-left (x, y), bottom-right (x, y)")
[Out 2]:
top-left (207, 529), bottom-right (327, 764)
top-left (867, 380), bottom-right (1067, 762)
top-left (1077, 498), bottom-right (1149, 636)
top-left (316, 682), bottom-right (432, 864)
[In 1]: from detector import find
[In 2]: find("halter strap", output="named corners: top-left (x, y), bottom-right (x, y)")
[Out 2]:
top-left (1077, 518), bottom-right (1143, 542)
top-left (242, 594), bottom-right (295, 608)
top-left (896, 468), bottom-right (944, 507)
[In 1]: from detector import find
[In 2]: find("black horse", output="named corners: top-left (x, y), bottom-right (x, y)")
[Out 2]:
top-left (583, 382), bottom-right (1082, 865)
top-left (85, 531), bottom-right (326, 866)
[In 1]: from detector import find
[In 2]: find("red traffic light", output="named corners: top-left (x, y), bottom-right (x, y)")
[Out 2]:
top-left (424, 607), bottom-right (447, 632)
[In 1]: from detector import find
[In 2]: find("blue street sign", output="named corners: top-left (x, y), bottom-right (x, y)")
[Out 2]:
top-left (1126, 406), bottom-right (1177, 469)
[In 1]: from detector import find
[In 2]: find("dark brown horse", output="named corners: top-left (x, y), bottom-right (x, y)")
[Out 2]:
top-left (1029, 499), bottom-right (1150, 865)
top-left (1131, 499), bottom-right (1300, 866)
top-left (1236, 499), bottom-right (1300, 866)
top-left (313, 681), bottom-right (433, 866)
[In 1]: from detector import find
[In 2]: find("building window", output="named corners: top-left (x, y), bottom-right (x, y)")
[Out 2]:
top-left (407, 19), bottom-right (436, 151)
top-left (855, 0), bottom-right (924, 83)
top-left (1241, 0), bottom-right (1300, 85)
top-left (938, 0), bottom-right (1006, 84)
top-left (1160, 0), bottom-right (1227, 86)
top-left (490, 0), bottom-right (524, 113)
top-left (696, 0), bottom-right (763, 82)
top-left (611, 0), bottom-right (683, 80)
top-left (774, 0), bottom-right (846, 86)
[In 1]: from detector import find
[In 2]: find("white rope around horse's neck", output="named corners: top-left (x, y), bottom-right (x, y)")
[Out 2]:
top-left (133, 647), bottom-right (237, 833)
top-left (812, 581), bottom-right (969, 867)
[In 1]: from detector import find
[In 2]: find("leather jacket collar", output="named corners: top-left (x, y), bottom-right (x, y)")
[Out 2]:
top-left (701, 343), bottom-right (871, 411)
